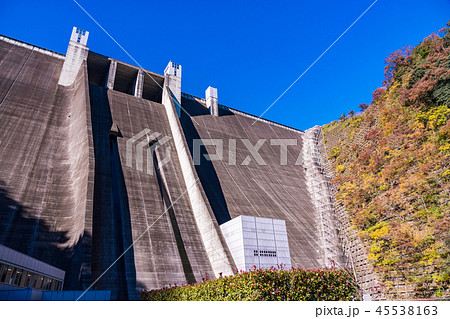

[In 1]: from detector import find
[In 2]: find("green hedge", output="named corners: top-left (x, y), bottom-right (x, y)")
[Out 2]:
top-left (141, 267), bottom-right (360, 301)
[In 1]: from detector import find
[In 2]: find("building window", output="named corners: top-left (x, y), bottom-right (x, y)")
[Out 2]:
top-left (31, 274), bottom-right (39, 288)
top-left (0, 262), bottom-right (63, 290)
top-left (8, 267), bottom-right (16, 285)
top-left (38, 276), bottom-right (44, 289)
top-left (24, 272), bottom-right (32, 287)
top-left (0, 264), bottom-right (8, 283)
top-left (43, 277), bottom-right (52, 290)
top-left (13, 269), bottom-right (23, 286)
top-left (257, 250), bottom-right (277, 257)
top-left (32, 275), bottom-right (44, 289)
top-left (76, 28), bottom-right (86, 36)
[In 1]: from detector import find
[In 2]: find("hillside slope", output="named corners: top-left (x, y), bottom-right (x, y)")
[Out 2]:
top-left (322, 23), bottom-right (450, 298)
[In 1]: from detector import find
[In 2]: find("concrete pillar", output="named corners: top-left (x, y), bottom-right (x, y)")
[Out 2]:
top-left (161, 86), bottom-right (236, 277)
top-left (205, 86), bottom-right (218, 116)
top-left (134, 69), bottom-right (144, 98)
top-left (162, 61), bottom-right (182, 116)
top-left (58, 27), bottom-right (89, 86)
top-left (106, 60), bottom-right (117, 90)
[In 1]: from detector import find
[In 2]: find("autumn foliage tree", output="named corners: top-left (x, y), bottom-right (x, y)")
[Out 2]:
top-left (322, 22), bottom-right (450, 299)
top-left (359, 103), bottom-right (369, 111)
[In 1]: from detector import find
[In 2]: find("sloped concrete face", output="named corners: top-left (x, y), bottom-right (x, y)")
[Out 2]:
top-left (0, 32), bottom-right (346, 299)
top-left (0, 39), bottom-right (89, 289)
top-left (0, 37), bottom-right (216, 298)
top-left (180, 97), bottom-right (325, 269)
top-left (0, 36), bottom-right (221, 299)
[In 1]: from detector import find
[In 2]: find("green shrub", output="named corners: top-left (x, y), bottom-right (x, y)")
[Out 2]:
top-left (141, 267), bottom-right (360, 301)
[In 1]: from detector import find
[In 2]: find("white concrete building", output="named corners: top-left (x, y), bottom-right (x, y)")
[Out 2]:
top-left (220, 215), bottom-right (291, 271)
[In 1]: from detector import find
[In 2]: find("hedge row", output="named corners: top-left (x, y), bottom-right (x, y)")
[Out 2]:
top-left (141, 267), bottom-right (360, 301)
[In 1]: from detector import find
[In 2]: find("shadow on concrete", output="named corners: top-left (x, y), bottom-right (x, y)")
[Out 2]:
top-left (152, 150), bottom-right (196, 284)
top-left (89, 84), bottom-right (137, 300)
top-left (0, 181), bottom-right (90, 290)
top-left (180, 98), bottom-right (231, 225)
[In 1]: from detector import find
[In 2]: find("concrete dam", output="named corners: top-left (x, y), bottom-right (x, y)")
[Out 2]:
top-left (0, 27), bottom-right (379, 300)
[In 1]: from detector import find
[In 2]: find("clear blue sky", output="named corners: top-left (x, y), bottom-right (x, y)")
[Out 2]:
top-left (1, 0), bottom-right (449, 130)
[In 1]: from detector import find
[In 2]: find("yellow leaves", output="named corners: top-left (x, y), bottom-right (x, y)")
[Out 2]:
top-left (381, 259), bottom-right (396, 266)
top-left (321, 29), bottom-right (450, 298)
top-left (349, 116), bottom-right (363, 129)
top-left (432, 273), bottom-right (443, 283)
top-left (369, 222), bottom-right (390, 240)
top-left (428, 106), bottom-right (450, 130)
top-left (327, 146), bottom-right (340, 160)
top-left (443, 169), bottom-right (450, 179)
top-left (401, 72), bottom-right (412, 88)
top-left (368, 252), bottom-right (381, 261)
top-left (340, 181), bottom-right (355, 193)
top-left (387, 81), bottom-right (402, 103)
top-left (370, 242), bottom-right (380, 253)
top-left (419, 243), bottom-right (441, 266)
top-left (324, 30), bottom-right (450, 300)
top-left (362, 173), bottom-right (375, 185)
top-left (439, 143), bottom-right (450, 155)
top-left (335, 165), bottom-right (345, 173)
top-left (416, 105), bottom-right (450, 131)
top-left (383, 122), bottom-right (395, 135)
top-left (321, 121), bottom-right (339, 134)
top-left (412, 120), bottom-right (425, 131)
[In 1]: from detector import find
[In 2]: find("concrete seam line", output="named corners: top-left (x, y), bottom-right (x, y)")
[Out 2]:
top-left (251, 0), bottom-right (379, 125)
top-left (71, 0), bottom-right (200, 125)
top-left (0, 47), bottom-right (34, 107)
top-left (75, 176), bottom-right (200, 301)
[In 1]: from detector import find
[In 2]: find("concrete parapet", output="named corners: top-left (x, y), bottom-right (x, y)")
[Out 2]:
top-left (0, 35), bottom-right (64, 60)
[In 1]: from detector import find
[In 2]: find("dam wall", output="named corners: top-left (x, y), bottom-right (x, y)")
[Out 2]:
top-left (0, 29), bottom-right (368, 299)
top-left (0, 38), bottom-right (89, 289)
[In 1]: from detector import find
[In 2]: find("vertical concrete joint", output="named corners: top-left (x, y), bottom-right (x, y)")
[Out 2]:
top-left (134, 69), bottom-right (144, 98)
top-left (205, 86), bottom-right (219, 116)
top-left (106, 59), bottom-right (117, 90)
top-left (58, 27), bottom-right (89, 86)
top-left (162, 61), bottom-right (182, 116)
